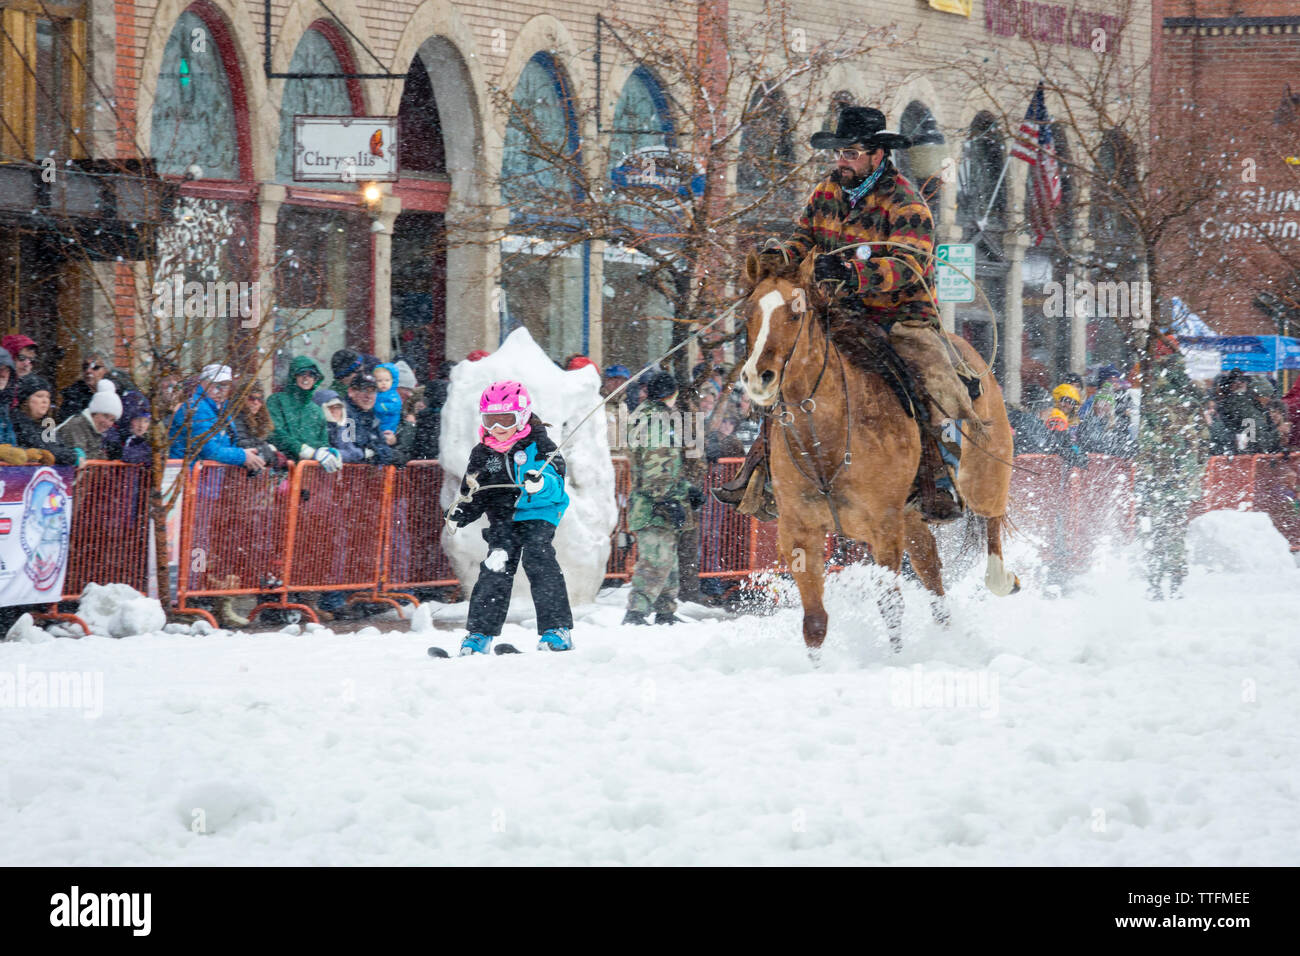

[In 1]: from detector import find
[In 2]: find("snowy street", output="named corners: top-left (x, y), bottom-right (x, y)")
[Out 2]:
top-left (3, 516), bottom-right (1298, 866)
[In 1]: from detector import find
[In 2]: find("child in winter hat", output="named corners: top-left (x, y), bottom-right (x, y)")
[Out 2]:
top-left (441, 380), bottom-right (573, 656)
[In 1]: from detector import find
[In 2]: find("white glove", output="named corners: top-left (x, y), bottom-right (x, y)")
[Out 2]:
top-left (299, 444), bottom-right (316, 460)
top-left (313, 446), bottom-right (342, 473)
top-left (521, 469), bottom-right (545, 494)
top-left (484, 549), bottom-right (508, 572)
top-left (444, 508), bottom-right (463, 535)
top-left (363, 447), bottom-right (374, 460)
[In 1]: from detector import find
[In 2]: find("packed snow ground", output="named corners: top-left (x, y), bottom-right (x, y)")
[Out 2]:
top-left (2, 514), bottom-right (1298, 865)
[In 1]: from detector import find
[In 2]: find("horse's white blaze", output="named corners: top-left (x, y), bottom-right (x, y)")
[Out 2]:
top-left (742, 289), bottom-right (786, 403)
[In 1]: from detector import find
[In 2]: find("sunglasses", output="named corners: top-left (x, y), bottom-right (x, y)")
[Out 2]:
top-left (832, 148), bottom-right (871, 161)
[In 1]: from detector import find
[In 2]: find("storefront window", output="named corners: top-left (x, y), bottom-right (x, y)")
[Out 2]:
top-left (151, 9), bottom-right (239, 180)
top-left (274, 205), bottom-right (369, 382)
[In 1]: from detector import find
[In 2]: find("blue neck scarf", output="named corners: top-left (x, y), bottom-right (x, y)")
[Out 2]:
top-left (846, 161), bottom-right (887, 207)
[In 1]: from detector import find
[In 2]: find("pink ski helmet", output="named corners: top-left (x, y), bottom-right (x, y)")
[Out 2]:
top-left (479, 380), bottom-right (531, 430)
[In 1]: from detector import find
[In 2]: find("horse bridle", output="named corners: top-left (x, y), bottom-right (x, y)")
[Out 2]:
top-left (763, 284), bottom-right (854, 537)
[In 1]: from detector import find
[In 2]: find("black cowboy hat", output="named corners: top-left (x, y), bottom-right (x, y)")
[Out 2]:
top-left (809, 106), bottom-right (911, 152)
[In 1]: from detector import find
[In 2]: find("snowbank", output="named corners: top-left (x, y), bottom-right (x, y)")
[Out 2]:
top-left (438, 328), bottom-right (617, 610)
top-left (77, 583), bottom-right (167, 638)
top-left (1188, 510), bottom-right (1296, 575)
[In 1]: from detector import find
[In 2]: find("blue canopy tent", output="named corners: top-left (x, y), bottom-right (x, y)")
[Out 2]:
top-left (1179, 335), bottom-right (1300, 373)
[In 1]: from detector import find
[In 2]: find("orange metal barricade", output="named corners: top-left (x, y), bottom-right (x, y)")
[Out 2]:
top-left (380, 460), bottom-right (456, 596)
top-left (699, 459), bottom-right (755, 578)
top-left (606, 455), bottom-right (636, 580)
top-left (33, 462), bottom-right (152, 635)
top-left (1197, 454), bottom-right (1258, 514)
top-left (285, 461), bottom-right (415, 615)
top-left (174, 461), bottom-right (309, 627)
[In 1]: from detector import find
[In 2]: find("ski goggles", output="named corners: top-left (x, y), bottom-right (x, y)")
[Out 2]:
top-left (482, 410), bottom-right (525, 431)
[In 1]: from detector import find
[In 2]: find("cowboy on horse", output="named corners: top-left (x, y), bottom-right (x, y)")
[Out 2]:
top-left (715, 106), bottom-right (986, 522)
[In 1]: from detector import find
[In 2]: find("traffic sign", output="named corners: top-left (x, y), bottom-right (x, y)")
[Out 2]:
top-left (935, 243), bottom-right (976, 303)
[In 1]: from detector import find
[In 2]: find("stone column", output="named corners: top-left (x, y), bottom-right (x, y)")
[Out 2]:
top-left (1003, 158), bottom-right (1030, 406)
top-left (370, 191), bottom-right (402, 360)
top-left (254, 184), bottom-right (285, 390)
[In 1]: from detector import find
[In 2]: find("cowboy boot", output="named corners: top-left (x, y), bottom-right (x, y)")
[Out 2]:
top-left (909, 433), bottom-right (963, 523)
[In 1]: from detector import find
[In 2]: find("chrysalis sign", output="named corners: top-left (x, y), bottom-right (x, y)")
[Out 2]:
top-left (293, 116), bottom-right (398, 182)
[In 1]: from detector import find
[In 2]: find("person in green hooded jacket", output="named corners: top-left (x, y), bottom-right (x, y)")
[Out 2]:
top-left (267, 356), bottom-right (341, 471)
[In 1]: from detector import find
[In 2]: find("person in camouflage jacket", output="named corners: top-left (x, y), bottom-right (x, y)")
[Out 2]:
top-left (624, 371), bottom-right (704, 625)
top-left (1136, 338), bottom-right (1208, 600)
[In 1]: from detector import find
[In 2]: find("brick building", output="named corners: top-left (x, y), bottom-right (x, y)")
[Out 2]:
top-left (0, 0), bottom-right (1150, 402)
top-left (1155, 0), bottom-right (1300, 337)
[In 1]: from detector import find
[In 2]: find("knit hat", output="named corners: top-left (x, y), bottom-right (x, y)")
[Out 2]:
top-left (2, 334), bottom-right (36, 357)
top-left (394, 360), bottom-right (418, 390)
top-left (1051, 383), bottom-right (1082, 405)
top-left (87, 379), bottom-right (123, 419)
top-left (466, 349), bottom-right (491, 362)
top-left (200, 364), bottom-right (233, 384)
top-left (312, 389), bottom-right (342, 407)
top-left (646, 370), bottom-right (679, 401)
top-left (330, 348), bottom-right (363, 380)
top-left (120, 390), bottom-right (150, 423)
top-left (0, 347), bottom-right (13, 372)
top-left (16, 374), bottom-right (52, 406)
top-left (566, 355), bottom-right (598, 372)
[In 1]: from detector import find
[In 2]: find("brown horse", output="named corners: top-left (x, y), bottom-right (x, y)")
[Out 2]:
top-left (737, 252), bottom-right (1019, 656)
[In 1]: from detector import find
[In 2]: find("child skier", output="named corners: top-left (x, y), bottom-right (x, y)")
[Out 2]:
top-left (445, 380), bottom-right (574, 654)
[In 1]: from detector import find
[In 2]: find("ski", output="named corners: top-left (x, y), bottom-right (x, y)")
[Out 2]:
top-left (426, 643), bottom-right (521, 658)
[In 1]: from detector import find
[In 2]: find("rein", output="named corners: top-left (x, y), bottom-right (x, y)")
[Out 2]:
top-left (770, 286), bottom-right (855, 537)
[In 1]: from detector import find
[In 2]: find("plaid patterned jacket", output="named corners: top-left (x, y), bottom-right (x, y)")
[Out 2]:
top-left (779, 161), bottom-right (939, 326)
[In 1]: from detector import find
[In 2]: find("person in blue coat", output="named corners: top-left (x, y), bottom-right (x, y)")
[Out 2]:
top-left (168, 364), bottom-right (265, 471)
top-left (445, 380), bottom-right (572, 654)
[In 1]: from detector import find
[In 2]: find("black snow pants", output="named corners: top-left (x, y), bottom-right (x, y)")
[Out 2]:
top-left (466, 519), bottom-right (573, 637)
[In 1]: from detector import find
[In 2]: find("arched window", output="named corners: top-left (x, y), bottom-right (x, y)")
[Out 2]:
top-left (151, 7), bottom-right (242, 179)
top-left (956, 112), bottom-right (1009, 374)
top-left (895, 101), bottom-right (946, 226)
top-left (820, 90), bottom-right (857, 132)
top-left (277, 25), bottom-right (358, 182)
top-left (737, 89), bottom-right (795, 195)
top-left (500, 53), bottom-right (585, 359)
top-left (1088, 129), bottom-right (1140, 369)
top-left (398, 54), bottom-right (445, 174)
top-left (1022, 124), bottom-right (1076, 388)
top-left (610, 66), bottom-right (672, 163)
top-left (602, 67), bottom-right (676, 374)
top-left (502, 52), bottom-right (579, 210)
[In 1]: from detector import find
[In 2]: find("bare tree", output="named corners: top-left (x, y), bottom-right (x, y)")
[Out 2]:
top-left (480, 0), bottom-right (906, 378)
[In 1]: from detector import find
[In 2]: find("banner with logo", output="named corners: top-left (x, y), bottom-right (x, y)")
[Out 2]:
top-left (0, 466), bottom-right (75, 607)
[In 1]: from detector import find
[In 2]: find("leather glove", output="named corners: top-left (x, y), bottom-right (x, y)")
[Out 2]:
top-left (687, 485), bottom-right (705, 510)
top-left (653, 499), bottom-right (687, 530)
top-left (521, 469), bottom-right (545, 494)
top-left (813, 254), bottom-right (857, 292)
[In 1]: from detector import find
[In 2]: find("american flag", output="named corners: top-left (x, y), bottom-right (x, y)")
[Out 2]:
top-left (1011, 81), bottom-right (1062, 246)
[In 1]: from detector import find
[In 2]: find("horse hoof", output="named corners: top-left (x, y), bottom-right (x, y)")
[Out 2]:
top-left (807, 647), bottom-right (823, 667)
top-left (890, 637), bottom-right (903, 654)
top-left (1010, 576), bottom-right (1021, 595)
